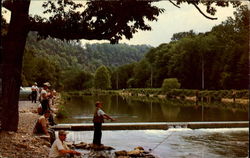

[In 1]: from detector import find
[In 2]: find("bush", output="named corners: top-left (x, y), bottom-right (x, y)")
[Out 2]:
top-left (161, 78), bottom-right (181, 91)
top-left (56, 105), bottom-right (68, 119)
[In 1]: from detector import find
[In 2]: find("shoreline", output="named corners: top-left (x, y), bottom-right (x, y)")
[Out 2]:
top-left (0, 101), bottom-right (50, 158)
top-left (0, 98), bottom-right (158, 158)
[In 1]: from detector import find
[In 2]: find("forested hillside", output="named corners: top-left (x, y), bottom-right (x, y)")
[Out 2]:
top-left (22, 32), bottom-right (151, 88)
top-left (25, 32), bottom-right (151, 70)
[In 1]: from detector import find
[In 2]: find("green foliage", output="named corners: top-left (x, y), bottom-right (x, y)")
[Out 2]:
top-left (22, 48), bottom-right (61, 88)
top-left (94, 65), bottom-right (111, 90)
top-left (22, 32), bottom-right (150, 90)
top-left (127, 5), bottom-right (249, 90)
top-left (56, 105), bottom-right (68, 119)
top-left (161, 78), bottom-right (181, 91)
top-left (110, 63), bottom-right (135, 89)
top-left (132, 60), bottom-right (151, 88)
top-left (85, 43), bottom-right (151, 68)
top-left (62, 69), bottom-right (93, 91)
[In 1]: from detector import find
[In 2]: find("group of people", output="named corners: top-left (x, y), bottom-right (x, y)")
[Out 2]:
top-left (31, 82), bottom-right (115, 157)
top-left (32, 82), bottom-right (57, 143)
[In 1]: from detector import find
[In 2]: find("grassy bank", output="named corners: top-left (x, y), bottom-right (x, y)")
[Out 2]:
top-left (63, 89), bottom-right (248, 103)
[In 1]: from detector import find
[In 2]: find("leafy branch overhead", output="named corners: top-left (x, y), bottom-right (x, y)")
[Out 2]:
top-left (3, 0), bottom-right (242, 43)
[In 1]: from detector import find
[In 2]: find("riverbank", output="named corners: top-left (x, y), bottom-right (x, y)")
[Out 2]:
top-left (64, 89), bottom-right (249, 106)
top-left (0, 101), bottom-right (50, 158)
top-left (0, 99), bottom-right (158, 158)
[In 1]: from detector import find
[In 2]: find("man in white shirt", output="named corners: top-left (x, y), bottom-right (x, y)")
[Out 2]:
top-left (49, 130), bottom-right (81, 158)
top-left (31, 82), bottom-right (39, 103)
top-left (40, 82), bottom-right (51, 114)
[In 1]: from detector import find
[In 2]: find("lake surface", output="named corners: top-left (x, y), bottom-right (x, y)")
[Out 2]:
top-left (57, 95), bottom-right (248, 124)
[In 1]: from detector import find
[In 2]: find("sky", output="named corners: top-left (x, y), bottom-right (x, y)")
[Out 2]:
top-left (2, 1), bottom-right (249, 47)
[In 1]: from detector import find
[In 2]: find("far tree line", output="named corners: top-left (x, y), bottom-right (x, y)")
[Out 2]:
top-left (21, 5), bottom-right (249, 91)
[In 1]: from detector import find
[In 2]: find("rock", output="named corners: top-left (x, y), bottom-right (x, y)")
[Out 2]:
top-left (134, 146), bottom-right (144, 150)
top-left (42, 141), bottom-right (51, 147)
top-left (8, 131), bottom-right (15, 135)
top-left (115, 150), bottom-right (128, 156)
top-left (39, 135), bottom-right (50, 141)
top-left (88, 143), bottom-right (115, 151)
top-left (127, 149), bottom-right (142, 156)
top-left (16, 143), bottom-right (28, 149)
top-left (143, 153), bottom-right (156, 158)
top-left (73, 142), bottom-right (88, 149)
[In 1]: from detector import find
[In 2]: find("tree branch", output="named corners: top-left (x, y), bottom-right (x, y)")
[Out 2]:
top-left (169, 0), bottom-right (180, 8)
top-left (191, 2), bottom-right (217, 20)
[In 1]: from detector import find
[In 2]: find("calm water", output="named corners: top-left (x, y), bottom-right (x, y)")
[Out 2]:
top-left (57, 95), bottom-right (248, 123)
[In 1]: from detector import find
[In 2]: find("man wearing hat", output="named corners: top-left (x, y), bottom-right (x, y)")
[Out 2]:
top-left (92, 101), bottom-right (115, 148)
top-left (31, 82), bottom-right (39, 103)
top-left (49, 130), bottom-right (81, 158)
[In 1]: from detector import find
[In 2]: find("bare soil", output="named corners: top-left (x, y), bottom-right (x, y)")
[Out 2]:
top-left (0, 101), bottom-right (50, 158)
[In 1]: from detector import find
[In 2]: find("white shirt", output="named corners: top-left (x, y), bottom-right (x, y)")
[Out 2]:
top-left (97, 108), bottom-right (105, 116)
top-left (49, 138), bottom-right (69, 158)
top-left (40, 89), bottom-right (47, 100)
top-left (31, 85), bottom-right (38, 91)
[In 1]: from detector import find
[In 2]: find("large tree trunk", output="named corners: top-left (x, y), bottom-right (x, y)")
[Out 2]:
top-left (0, 0), bottom-right (30, 131)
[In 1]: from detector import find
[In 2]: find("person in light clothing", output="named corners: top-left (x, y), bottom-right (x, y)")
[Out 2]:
top-left (31, 82), bottom-right (39, 103)
top-left (49, 130), bottom-right (81, 158)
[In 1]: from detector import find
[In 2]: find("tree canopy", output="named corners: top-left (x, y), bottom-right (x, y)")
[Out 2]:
top-left (121, 5), bottom-right (249, 90)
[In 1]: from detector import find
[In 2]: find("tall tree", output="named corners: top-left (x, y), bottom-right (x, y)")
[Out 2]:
top-left (0, 0), bottom-right (241, 131)
top-left (94, 65), bottom-right (111, 90)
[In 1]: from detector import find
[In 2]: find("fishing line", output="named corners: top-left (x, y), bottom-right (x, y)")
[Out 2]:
top-left (149, 130), bottom-right (174, 153)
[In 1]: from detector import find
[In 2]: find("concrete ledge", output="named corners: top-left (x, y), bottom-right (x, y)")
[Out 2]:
top-left (51, 121), bottom-right (249, 131)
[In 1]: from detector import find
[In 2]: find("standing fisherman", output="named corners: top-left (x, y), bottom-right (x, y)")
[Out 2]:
top-left (92, 101), bottom-right (115, 148)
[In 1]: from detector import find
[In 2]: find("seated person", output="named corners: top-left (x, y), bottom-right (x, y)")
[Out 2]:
top-left (49, 130), bottom-right (81, 158)
top-left (33, 110), bottom-right (50, 136)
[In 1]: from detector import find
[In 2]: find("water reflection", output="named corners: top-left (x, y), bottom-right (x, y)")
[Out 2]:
top-left (57, 95), bottom-right (248, 124)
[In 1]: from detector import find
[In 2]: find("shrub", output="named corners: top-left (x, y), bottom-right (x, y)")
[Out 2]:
top-left (161, 78), bottom-right (181, 91)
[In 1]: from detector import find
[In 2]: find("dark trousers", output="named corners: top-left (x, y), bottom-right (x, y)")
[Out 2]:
top-left (93, 123), bottom-right (102, 145)
top-left (41, 99), bottom-right (49, 114)
top-left (31, 91), bottom-right (37, 103)
top-left (48, 129), bottom-right (55, 145)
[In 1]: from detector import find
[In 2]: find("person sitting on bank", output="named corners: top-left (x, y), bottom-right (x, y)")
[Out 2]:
top-left (92, 101), bottom-right (115, 148)
top-left (33, 110), bottom-right (56, 145)
top-left (49, 130), bottom-right (81, 158)
top-left (33, 110), bottom-right (51, 136)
